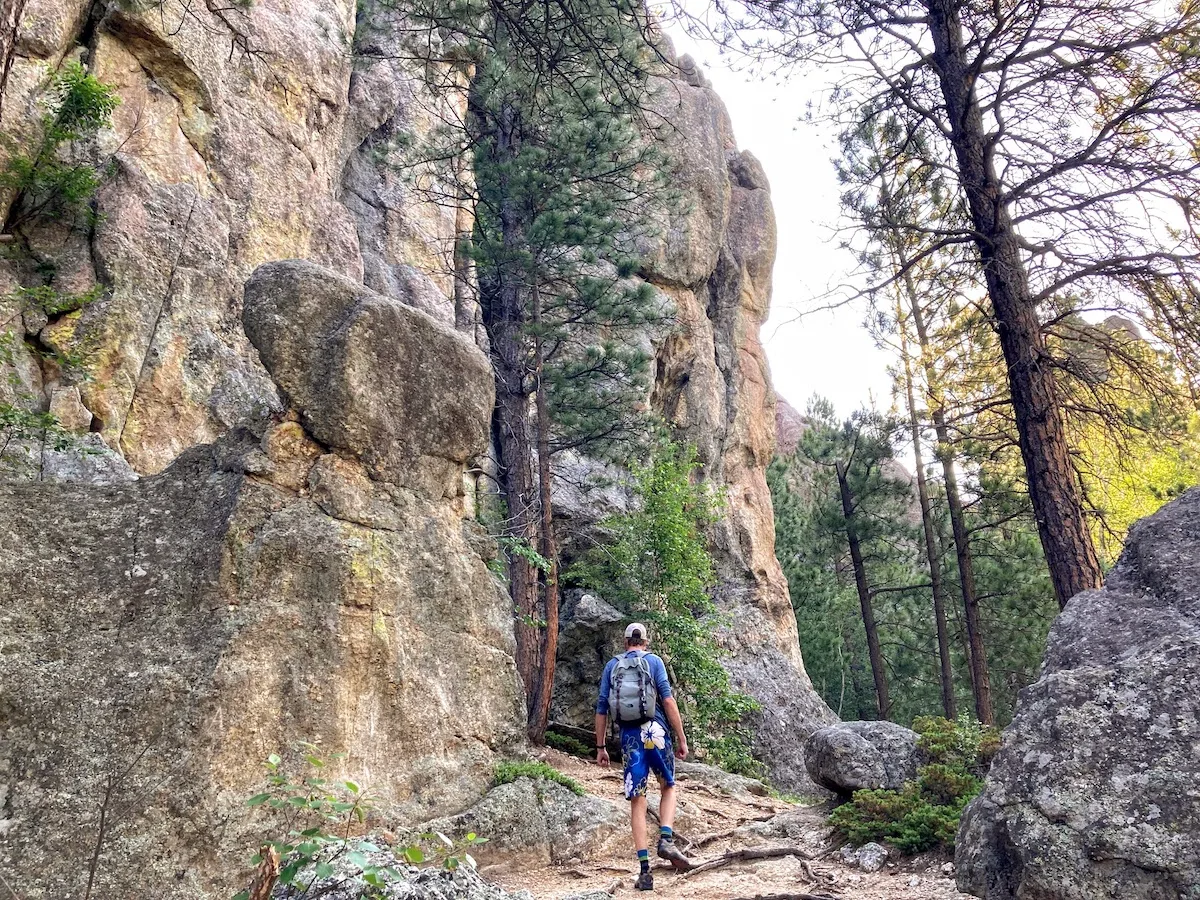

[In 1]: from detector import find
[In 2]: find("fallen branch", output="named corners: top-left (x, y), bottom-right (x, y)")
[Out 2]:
top-left (685, 845), bottom-right (819, 877)
top-left (728, 894), bottom-right (838, 900)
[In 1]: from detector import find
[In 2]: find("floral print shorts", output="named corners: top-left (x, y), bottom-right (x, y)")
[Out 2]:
top-left (620, 720), bottom-right (676, 800)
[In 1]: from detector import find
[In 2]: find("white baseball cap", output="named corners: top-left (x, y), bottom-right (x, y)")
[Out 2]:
top-left (625, 622), bottom-right (649, 640)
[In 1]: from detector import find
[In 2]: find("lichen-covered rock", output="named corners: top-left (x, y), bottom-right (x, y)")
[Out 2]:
top-left (274, 854), bottom-right (534, 900)
top-left (956, 488), bottom-right (1200, 900)
top-left (0, 273), bottom-right (523, 898)
top-left (420, 778), bottom-right (628, 869)
top-left (243, 260), bottom-right (493, 499)
top-left (804, 721), bottom-right (921, 796)
top-left (0, 429), bottom-right (526, 900)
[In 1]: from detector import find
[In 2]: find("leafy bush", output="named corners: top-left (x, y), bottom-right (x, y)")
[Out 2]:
top-left (827, 715), bottom-right (997, 853)
top-left (1, 61), bottom-right (118, 228)
top-left (569, 438), bottom-right (761, 776)
top-left (493, 760), bottom-right (585, 796)
top-left (238, 745), bottom-right (485, 899)
top-left (545, 730), bottom-right (594, 759)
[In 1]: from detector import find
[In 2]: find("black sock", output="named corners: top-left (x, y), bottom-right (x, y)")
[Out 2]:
top-left (637, 849), bottom-right (650, 873)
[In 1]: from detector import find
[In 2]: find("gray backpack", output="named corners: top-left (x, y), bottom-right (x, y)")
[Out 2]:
top-left (610, 652), bottom-right (657, 726)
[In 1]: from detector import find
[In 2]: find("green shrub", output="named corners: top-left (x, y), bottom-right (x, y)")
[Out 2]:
top-left (1, 61), bottom-right (119, 228)
top-left (238, 745), bottom-right (485, 899)
top-left (493, 760), bottom-right (585, 797)
top-left (545, 730), bottom-right (593, 759)
top-left (827, 715), bottom-right (995, 853)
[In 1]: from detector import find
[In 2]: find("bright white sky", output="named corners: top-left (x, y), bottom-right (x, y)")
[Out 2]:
top-left (665, 26), bottom-right (898, 419)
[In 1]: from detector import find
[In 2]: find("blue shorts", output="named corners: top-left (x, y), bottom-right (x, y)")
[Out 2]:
top-left (620, 720), bottom-right (676, 800)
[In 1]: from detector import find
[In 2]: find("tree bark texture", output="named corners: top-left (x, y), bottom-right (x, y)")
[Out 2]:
top-left (0, 0), bottom-right (25, 122)
top-left (528, 285), bottom-right (559, 744)
top-left (837, 461), bottom-right (891, 720)
top-left (482, 97), bottom-right (541, 728)
top-left (925, 0), bottom-right (1104, 610)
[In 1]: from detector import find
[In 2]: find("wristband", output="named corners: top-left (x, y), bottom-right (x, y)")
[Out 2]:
top-left (596, 744), bottom-right (606, 749)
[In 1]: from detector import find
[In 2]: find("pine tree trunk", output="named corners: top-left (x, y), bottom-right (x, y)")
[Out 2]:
top-left (837, 461), bottom-right (890, 720)
top-left (527, 284), bottom-right (559, 745)
top-left (926, 0), bottom-right (1103, 610)
top-left (896, 298), bottom-right (956, 719)
top-left (482, 96), bottom-right (541, 727)
top-left (0, 0), bottom-right (24, 122)
top-left (907, 290), bottom-right (994, 725)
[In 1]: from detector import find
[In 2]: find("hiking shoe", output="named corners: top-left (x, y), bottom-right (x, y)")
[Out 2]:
top-left (634, 870), bottom-right (654, 891)
top-left (657, 837), bottom-right (693, 871)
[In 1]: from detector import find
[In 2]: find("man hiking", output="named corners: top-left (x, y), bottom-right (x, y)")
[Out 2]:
top-left (595, 622), bottom-right (693, 891)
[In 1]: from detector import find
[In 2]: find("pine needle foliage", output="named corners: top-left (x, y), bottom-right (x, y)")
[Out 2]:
top-left (828, 715), bottom-right (998, 853)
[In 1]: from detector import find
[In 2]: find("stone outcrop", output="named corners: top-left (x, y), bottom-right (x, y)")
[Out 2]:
top-left (956, 489), bottom-right (1200, 900)
top-left (420, 777), bottom-right (630, 870)
top-left (552, 54), bottom-right (836, 789)
top-left (550, 591), bottom-right (626, 733)
top-left (0, 266), bottom-right (526, 899)
top-left (804, 721), bottom-right (921, 797)
top-left (243, 260), bottom-right (492, 499)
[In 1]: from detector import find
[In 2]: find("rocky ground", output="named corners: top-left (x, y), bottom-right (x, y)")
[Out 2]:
top-left (485, 749), bottom-right (970, 900)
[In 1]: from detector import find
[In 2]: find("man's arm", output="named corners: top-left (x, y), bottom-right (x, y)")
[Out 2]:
top-left (594, 712), bottom-right (610, 766)
top-left (595, 659), bottom-right (613, 766)
top-left (661, 696), bottom-right (689, 760)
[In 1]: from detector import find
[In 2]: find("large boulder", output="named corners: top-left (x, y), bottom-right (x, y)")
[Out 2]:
top-left (804, 721), bottom-right (921, 796)
top-left (956, 489), bottom-right (1200, 900)
top-left (243, 260), bottom-right (493, 499)
top-left (0, 262), bottom-right (524, 900)
top-left (420, 777), bottom-right (628, 869)
top-left (550, 591), bottom-right (625, 733)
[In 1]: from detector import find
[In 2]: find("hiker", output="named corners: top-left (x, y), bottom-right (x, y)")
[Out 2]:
top-left (595, 622), bottom-right (693, 891)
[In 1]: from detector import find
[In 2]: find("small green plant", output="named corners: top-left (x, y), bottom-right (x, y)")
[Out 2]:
top-left (545, 730), bottom-right (594, 759)
top-left (493, 760), bottom-right (585, 797)
top-left (827, 716), bottom-right (998, 853)
top-left (1, 61), bottom-right (119, 229)
top-left (1, 284), bottom-right (102, 383)
top-left (237, 746), bottom-right (486, 899)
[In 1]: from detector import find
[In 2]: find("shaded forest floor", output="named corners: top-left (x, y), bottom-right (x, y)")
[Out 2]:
top-left (488, 748), bottom-right (970, 900)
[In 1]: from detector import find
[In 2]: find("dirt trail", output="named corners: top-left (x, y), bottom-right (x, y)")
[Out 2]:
top-left (489, 749), bottom-right (971, 900)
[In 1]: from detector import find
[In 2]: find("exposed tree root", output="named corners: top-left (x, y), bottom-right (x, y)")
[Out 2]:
top-left (685, 844), bottom-right (820, 877)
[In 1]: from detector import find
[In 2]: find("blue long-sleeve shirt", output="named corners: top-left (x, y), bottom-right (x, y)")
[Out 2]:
top-left (597, 650), bottom-right (673, 733)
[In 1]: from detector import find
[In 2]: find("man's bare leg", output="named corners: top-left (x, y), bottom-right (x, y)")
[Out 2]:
top-left (658, 782), bottom-right (677, 831)
top-left (631, 794), bottom-right (649, 853)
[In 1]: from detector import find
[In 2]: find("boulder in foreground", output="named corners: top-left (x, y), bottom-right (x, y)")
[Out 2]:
top-left (956, 488), bottom-right (1200, 900)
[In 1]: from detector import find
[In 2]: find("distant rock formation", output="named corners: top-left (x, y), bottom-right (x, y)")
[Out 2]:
top-left (956, 488), bottom-right (1200, 900)
top-left (775, 395), bottom-right (808, 457)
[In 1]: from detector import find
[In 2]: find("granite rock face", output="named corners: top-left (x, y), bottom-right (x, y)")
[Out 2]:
top-left (3, 2), bottom-right (835, 890)
top-left (956, 489), bottom-right (1200, 900)
top-left (804, 721), bottom-right (921, 796)
top-left (0, 264), bottom-right (525, 899)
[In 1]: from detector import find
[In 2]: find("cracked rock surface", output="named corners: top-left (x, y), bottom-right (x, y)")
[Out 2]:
top-left (956, 488), bottom-right (1200, 900)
